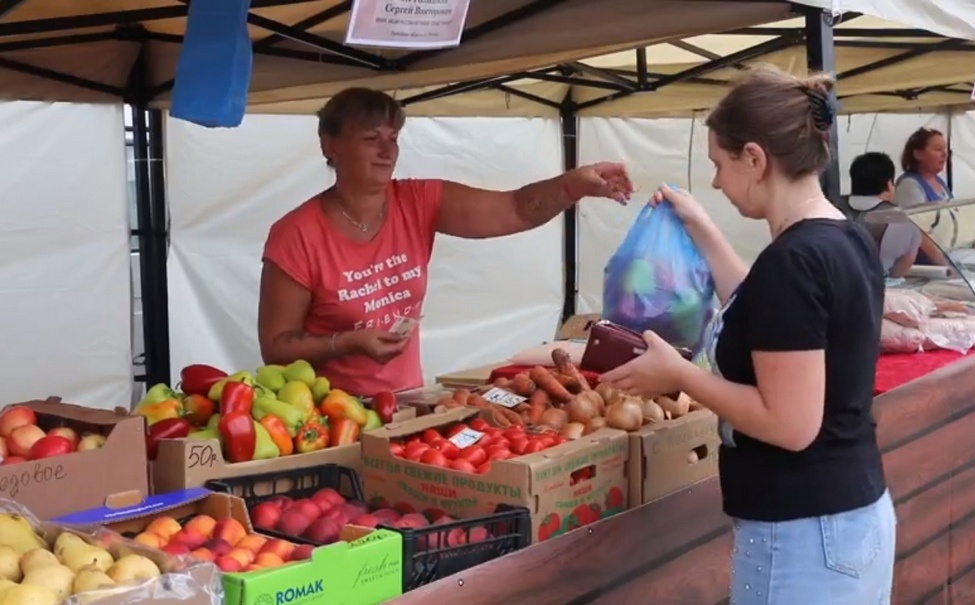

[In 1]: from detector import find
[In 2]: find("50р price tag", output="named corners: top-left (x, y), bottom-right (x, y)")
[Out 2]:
top-left (481, 387), bottom-right (526, 408)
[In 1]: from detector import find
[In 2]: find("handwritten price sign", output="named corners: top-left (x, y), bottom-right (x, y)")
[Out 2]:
top-left (0, 462), bottom-right (67, 497)
top-left (186, 444), bottom-right (218, 469)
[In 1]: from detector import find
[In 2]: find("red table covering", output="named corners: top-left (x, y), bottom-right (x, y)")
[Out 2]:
top-left (490, 350), bottom-right (975, 397)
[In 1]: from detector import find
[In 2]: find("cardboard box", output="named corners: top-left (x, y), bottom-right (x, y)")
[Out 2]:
top-left (393, 385), bottom-right (455, 416)
top-left (151, 407), bottom-right (416, 494)
top-left (222, 526), bottom-right (403, 605)
top-left (361, 408), bottom-right (629, 543)
top-left (628, 410), bottom-right (720, 505)
top-left (0, 398), bottom-right (149, 519)
top-left (557, 313), bottom-right (601, 340)
top-left (434, 362), bottom-right (506, 387)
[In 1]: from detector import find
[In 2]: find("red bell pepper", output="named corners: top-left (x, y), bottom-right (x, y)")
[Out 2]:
top-left (294, 422), bottom-right (329, 454)
top-left (183, 394), bottom-right (216, 427)
top-left (329, 418), bottom-right (360, 447)
top-left (180, 364), bottom-right (228, 397)
top-left (221, 381), bottom-right (254, 416)
top-left (145, 417), bottom-right (192, 460)
top-left (219, 411), bottom-right (256, 463)
top-left (371, 391), bottom-right (397, 424)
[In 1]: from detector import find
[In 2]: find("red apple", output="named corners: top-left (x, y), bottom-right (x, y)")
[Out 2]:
top-left (394, 514), bottom-right (429, 530)
top-left (302, 517), bottom-right (340, 544)
top-left (267, 495), bottom-right (293, 510)
top-left (1, 456), bottom-right (25, 466)
top-left (9, 425), bottom-right (45, 457)
top-left (47, 427), bottom-right (79, 450)
top-left (372, 509), bottom-right (401, 525)
top-left (311, 488), bottom-right (345, 509)
top-left (0, 406), bottom-right (37, 439)
top-left (288, 499), bottom-right (322, 521)
top-left (276, 511), bottom-right (312, 538)
top-left (250, 503), bottom-right (282, 531)
top-left (353, 514), bottom-right (380, 528)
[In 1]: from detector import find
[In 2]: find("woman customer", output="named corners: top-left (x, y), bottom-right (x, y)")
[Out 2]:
top-left (259, 87), bottom-right (632, 397)
top-left (894, 127), bottom-right (952, 266)
top-left (602, 66), bottom-right (895, 603)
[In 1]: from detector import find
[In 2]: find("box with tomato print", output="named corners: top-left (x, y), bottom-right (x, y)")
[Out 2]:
top-left (0, 398), bottom-right (148, 519)
top-left (361, 407), bottom-right (630, 543)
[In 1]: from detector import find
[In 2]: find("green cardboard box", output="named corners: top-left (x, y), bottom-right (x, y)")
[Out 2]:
top-left (222, 528), bottom-right (403, 605)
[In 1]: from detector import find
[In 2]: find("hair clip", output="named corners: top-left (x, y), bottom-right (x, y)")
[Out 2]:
top-left (804, 89), bottom-right (835, 131)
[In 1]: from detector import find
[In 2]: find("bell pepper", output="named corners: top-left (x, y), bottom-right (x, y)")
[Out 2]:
top-left (253, 395), bottom-right (305, 437)
top-left (207, 413), bottom-right (221, 430)
top-left (208, 371), bottom-right (254, 401)
top-left (321, 390), bottom-right (369, 426)
top-left (252, 421), bottom-right (280, 460)
top-left (139, 383), bottom-right (179, 406)
top-left (221, 381), bottom-right (254, 416)
top-left (218, 411), bottom-right (256, 463)
top-left (146, 417), bottom-right (192, 460)
top-left (294, 422), bottom-right (329, 454)
top-left (371, 391), bottom-right (397, 424)
top-left (188, 428), bottom-right (218, 441)
top-left (179, 364), bottom-right (228, 397)
top-left (135, 398), bottom-right (183, 426)
top-left (183, 394), bottom-right (216, 427)
top-left (363, 410), bottom-right (382, 432)
top-left (329, 418), bottom-right (360, 447)
top-left (260, 415), bottom-right (293, 456)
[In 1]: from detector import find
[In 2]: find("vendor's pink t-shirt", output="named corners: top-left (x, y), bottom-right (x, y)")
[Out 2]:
top-left (262, 179), bottom-right (442, 396)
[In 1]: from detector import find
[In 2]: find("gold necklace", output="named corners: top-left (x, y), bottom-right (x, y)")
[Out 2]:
top-left (772, 196), bottom-right (830, 238)
top-left (330, 191), bottom-right (387, 233)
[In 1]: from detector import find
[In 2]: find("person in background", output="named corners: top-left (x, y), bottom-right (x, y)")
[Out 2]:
top-left (894, 127), bottom-right (952, 265)
top-left (258, 87), bottom-right (632, 397)
top-left (601, 66), bottom-right (895, 603)
top-left (848, 152), bottom-right (922, 278)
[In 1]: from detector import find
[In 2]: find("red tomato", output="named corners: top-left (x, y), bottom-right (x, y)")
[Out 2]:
top-left (477, 433), bottom-right (495, 447)
top-left (493, 438), bottom-right (511, 449)
top-left (422, 429), bottom-right (443, 445)
top-left (404, 441), bottom-right (429, 459)
top-left (406, 435), bottom-right (422, 447)
top-left (503, 427), bottom-right (525, 440)
top-left (510, 438), bottom-right (528, 455)
top-left (449, 459), bottom-right (477, 473)
top-left (476, 462), bottom-right (492, 474)
top-left (524, 441), bottom-right (545, 454)
top-left (553, 436), bottom-right (568, 445)
top-left (436, 441), bottom-right (461, 460)
top-left (535, 436), bottom-right (556, 449)
top-left (420, 449), bottom-right (449, 467)
top-left (444, 424), bottom-right (468, 438)
top-left (469, 418), bottom-right (491, 432)
top-left (459, 446), bottom-right (487, 467)
top-left (488, 447), bottom-right (513, 461)
top-left (389, 442), bottom-right (405, 457)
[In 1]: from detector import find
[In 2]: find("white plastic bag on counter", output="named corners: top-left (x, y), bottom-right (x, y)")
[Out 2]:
top-left (923, 317), bottom-right (975, 354)
top-left (880, 319), bottom-right (926, 353)
top-left (883, 289), bottom-right (936, 328)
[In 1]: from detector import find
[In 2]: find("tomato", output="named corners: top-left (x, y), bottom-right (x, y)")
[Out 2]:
top-left (524, 441), bottom-right (545, 454)
top-left (469, 418), bottom-right (491, 432)
top-left (477, 433), bottom-right (495, 447)
top-left (436, 440), bottom-right (461, 460)
top-left (404, 441), bottom-right (429, 460)
top-left (422, 429), bottom-right (443, 445)
top-left (488, 447), bottom-right (513, 461)
top-left (535, 436), bottom-right (555, 449)
top-left (510, 438), bottom-right (528, 456)
top-left (389, 442), bottom-right (405, 457)
top-left (459, 445), bottom-right (487, 467)
top-left (449, 459), bottom-right (477, 473)
top-left (553, 436), bottom-right (568, 445)
top-left (476, 462), bottom-right (492, 474)
top-left (444, 424), bottom-right (468, 438)
top-left (406, 435), bottom-right (422, 447)
top-left (493, 437), bottom-right (511, 449)
top-left (421, 448), bottom-right (449, 467)
top-left (503, 427), bottom-right (525, 440)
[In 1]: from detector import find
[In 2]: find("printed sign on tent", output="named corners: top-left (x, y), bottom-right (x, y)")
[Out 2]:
top-left (346, 0), bottom-right (472, 49)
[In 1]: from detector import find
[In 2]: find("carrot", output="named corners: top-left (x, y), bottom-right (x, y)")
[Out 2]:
top-left (552, 349), bottom-right (592, 392)
top-left (436, 395), bottom-right (462, 409)
top-left (510, 373), bottom-right (535, 397)
top-left (493, 377), bottom-right (512, 388)
top-left (452, 388), bottom-right (472, 403)
top-left (529, 366), bottom-right (572, 403)
top-left (555, 372), bottom-right (583, 394)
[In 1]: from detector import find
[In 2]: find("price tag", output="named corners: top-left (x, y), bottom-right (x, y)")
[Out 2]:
top-left (449, 428), bottom-right (484, 449)
top-left (481, 387), bottom-right (526, 408)
top-left (187, 444), bottom-right (218, 469)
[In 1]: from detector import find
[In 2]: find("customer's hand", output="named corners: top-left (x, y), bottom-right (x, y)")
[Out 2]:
top-left (344, 329), bottom-right (409, 364)
top-left (563, 162), bottom-right (634, 204)
top-left (651, 183), bottom-right (711, 228)
top-left (600, 330), bottom-right (691, 397)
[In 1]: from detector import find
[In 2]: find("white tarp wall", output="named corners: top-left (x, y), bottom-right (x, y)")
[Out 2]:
top-left (166, 116), bottom-right (564, 384)
top-left (0, 102), bottom-right (131, 407)
top-left (166, 111), bottom-right (975, 382)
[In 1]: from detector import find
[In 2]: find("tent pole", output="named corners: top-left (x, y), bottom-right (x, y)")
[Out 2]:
top-left (147, 108), bottom-right (171, 387)
top-left (946, 109), bottom-right (955, 192)
top-left (560, 95), bottom-right (578, 324)
top-left (803, 7), bottom-right (843, 212)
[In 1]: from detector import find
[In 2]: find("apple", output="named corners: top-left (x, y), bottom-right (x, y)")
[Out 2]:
top-left (353, 514), bottom-right (380, 528)
top-left (0, 456), bottom-right (24, 466)
top-left (276, 510), bottom-right (312, 537)
top-left (311, 488), bottom-right (345, 509)
top-left (77, 433), bottom-right (107, 451)
top-left (250, 503), bottom-right (282, 531)
top-left (267, 495), bottom-right (293, 510)
top-left (8, 425), bottom-right (45, 457)
top-left (287, 499), bottom-right (322, 521)
top-left (302, 517), bottom-right (339, 544)
top-left (47, 427), bottom-right (79, 450)
top-left (0, 406), bottom-right (37, 438)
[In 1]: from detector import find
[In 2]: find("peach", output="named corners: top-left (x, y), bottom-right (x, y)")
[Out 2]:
top-left (226, 548), bottom-right (255, 567)
top-left (243, 564), bottom-right (264, 573)
top-left (215, 555), bottom-right (243, 573)
top-left (203, 538), bottom-right (232, 557)
top-left (235, 534), bottom-right (267, 554)
top-left (276, 510), bottom-right (312, 538)
top-left (8, 425), bottom-right (45, 458)
top-left (254, 553), bottom-right (285, 569)
top-left (311, 488), bottom-right (345, 509)
top-left (184, 515), bottom-right (217, 539)
top-left (190, 548), bottom-right (215, 562)
top-left (162, 542), bottom-right (191, 556)
top-left (0, 406), bottom-right (37, 439)
top-left (133, 532), bottom-right (165, 549)
top-left (289, 544), bottom-right (315, 562)
top-left (170, 528), bottom-right (207, 551)
top-left (145, 516), bottom-right (182, 542)
top-left (212, 518), bottom-right (247, 547)
top-left (259, 539), bottom-right (294, 561)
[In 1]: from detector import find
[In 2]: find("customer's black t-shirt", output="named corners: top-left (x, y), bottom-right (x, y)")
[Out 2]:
top-left (715, 219), bottom-right (887, 521)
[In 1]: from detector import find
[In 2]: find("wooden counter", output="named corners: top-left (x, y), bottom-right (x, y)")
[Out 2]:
top-left (388, 355), bottom-right (975, 604)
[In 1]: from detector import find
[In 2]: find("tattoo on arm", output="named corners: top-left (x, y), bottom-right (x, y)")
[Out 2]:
top-left (513, 177), bottom-right (575, 228)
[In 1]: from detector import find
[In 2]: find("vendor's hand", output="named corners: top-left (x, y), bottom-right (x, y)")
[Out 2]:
top-left (563, 162), bottom-right (633, 204)
top-left (651, 183), bottom-right (711, 228)
top-left (344, 328), bottom-right (408, 364)
top-left (600, 331), bottom-right (691, 397)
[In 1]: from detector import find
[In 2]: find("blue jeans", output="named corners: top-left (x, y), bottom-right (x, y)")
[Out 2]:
top-left (730, 490), bottom-right (896, 604)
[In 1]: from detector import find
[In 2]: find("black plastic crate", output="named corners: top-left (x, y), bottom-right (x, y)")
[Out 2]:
top-left (205, 463), bottom-right (362, 543)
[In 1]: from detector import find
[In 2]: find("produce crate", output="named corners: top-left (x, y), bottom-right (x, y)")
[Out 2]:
top-left (208, 465), bottom-right (531, 591)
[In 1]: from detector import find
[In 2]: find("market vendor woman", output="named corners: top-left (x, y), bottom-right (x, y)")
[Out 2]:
top-left (259, 87), bottom-right (632, 397)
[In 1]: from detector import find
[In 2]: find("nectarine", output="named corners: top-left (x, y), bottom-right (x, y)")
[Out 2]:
top-left (215, 555), bottom-right (243, 573)
top-left (212, 518), bottom-right (247, 547)
top-left (170, 529), bottom-right (207, 551)
top-left (259, 539), bottom-right (294, 561)
top-left (133, 532), bottom-right (165, 549)
top-left (254, 553), bottom-right (285, 569)
top-left (203, 538), bottom-right (232, 557)
top-left (226, 547), bottom-right (255, 567)
top-left (162, 542), bottom-right (191, 556)
top-left (190, 548), bottom-right (215, 562)
top-left (236, 534), bottom-right (268, 554)
top-left (145, 516), bottom-right (182, 542)
top-left (289, 544), bottom-right (315, 561)
top-left (184, 515), bottom-right (217, 539)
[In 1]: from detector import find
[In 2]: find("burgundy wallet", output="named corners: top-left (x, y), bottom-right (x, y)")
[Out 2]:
top-left (579, 320), bottom-right (692, 397)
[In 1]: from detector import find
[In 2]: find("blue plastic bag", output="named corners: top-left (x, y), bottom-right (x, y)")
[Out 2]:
top-left (602, 200), bottom-right (716, 353)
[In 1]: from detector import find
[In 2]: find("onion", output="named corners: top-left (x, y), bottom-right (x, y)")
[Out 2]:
top-left (640, 399), bottom-right (666, 424)
top-left (656, 393), bottom-right (691, 418)
top-left (539, 408), bottom-right (568, 432)
top-left (583, 417), bottom-right (607, 435)
top-left (606, 400), bottom-right (644, 432)
top-left (567, 395), bottom-right (600, 424)
top-left (595, 383), bottom-right (621, 408)
top-left (688, 450), bottom-right (700, 464)
top-left (561, 422), bottom-right (585, 440)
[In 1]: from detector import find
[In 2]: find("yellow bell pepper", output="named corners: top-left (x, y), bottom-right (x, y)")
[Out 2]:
top-left (135, 398), bottom-right (183, 425)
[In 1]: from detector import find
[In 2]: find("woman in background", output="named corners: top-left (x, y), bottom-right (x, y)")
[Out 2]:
top-left (894, 127), bottom-right (952, 266)
top-left (602, 66), bottom-right (895, 604)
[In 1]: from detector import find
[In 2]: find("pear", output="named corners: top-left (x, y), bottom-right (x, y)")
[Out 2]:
top-left (255, 365), bottom-right (287, 392)
top-left (311, 376), bottom-right (331, 404)
top-left (106, 554), bottom-right (160, 585)
top-left (0, 514), bottom-right (46, 555)
top-left (284, 360), bottom-right (316, 387)
top-left (278, 381), bottom-right (316, 418)
top-left (0, 579), bottom-right (16, 600)
top-left (0, 584), bottom-right (59, 605)
top-left (72, 566), bottom-right (117, 594)
top-left (22, 564), bottom-right (74, 600)
top-left (60, 544), bottom-right (114, 573)
top-left (0, 546), bottom-right (20, 582)
top-left (20, 548), bottom-right (59, 575)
